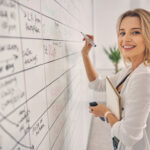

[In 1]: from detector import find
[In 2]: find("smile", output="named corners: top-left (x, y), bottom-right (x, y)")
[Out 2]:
top-left (122, 45), bottom-right (136, 51)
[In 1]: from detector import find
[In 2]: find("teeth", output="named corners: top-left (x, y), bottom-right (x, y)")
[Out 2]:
top-left (123, 46), bottom-right (135, 48)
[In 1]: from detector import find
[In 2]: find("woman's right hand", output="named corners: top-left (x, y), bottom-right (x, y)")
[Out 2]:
top-left (81, 34), bottom-right (94, 56)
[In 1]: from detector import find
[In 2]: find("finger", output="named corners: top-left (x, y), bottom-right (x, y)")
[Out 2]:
top-left (89, 106), bottom-right (94, 109)
top-left (89, 108), bottom-right (94, 112)
top-left (86, 34), bottom-right (94, 40)
top-left (84, 38), bottom-right (90, 44)
top-left (83, 35), bottom-right (94, 44)
top-left (89, 108), bottom-right (93, 112)
top-left (89, 110), bottom-right (93, 113)
top-left (89, 106), bottom-right (97, 111)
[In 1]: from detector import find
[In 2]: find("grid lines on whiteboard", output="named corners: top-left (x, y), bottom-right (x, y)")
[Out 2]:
top-left (0, 0), bottom-right (83, 149)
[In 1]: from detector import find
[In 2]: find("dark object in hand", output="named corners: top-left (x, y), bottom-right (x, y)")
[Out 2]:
top-left (89, 101), bottom-right (105, 121)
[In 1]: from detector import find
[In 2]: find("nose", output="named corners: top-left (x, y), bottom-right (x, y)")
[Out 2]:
top-left (123, 33), bottom-right (132, 42)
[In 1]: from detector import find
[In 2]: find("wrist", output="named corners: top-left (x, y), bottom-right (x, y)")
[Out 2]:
top-left (82, 52), bottom-right (89, 57)
top-left (81, 47), bottom-right (91, 56)
top-left (104, 111), bottom-right (112, 123)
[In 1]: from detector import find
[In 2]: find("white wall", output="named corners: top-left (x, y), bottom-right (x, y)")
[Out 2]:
top-left (93, 0), bottom-right (150, 71)
top-left (130, 0), bottom-right (150, 10)
top-left (140, 0), bottom-right (150, 10)
top-left (93, 0), bottom-right (130, 70)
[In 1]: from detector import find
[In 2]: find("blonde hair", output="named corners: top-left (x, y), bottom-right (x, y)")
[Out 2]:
top-left (116, 8), bottom-right (150, 66)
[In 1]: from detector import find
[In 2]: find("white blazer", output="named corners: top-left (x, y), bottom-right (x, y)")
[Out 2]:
top-left (88, 63), bottom-right (150, 150)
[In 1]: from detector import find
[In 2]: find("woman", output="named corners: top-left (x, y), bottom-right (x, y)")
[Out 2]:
top-left (82, 9), bottom-right (150, 150)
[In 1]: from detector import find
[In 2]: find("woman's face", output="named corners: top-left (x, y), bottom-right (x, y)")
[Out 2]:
top-left (118, 16), bottom-right (145, 62)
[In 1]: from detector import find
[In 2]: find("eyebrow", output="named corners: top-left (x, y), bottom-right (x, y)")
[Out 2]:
top-left (119, 28), bottom-right (141, 31)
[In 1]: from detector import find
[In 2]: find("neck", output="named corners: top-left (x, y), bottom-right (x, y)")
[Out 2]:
top-left (131, 56), bottom-right (144, 72)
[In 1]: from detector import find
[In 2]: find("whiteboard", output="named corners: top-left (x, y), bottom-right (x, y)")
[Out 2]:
top-left (0, 0), bottom-right (93, 150)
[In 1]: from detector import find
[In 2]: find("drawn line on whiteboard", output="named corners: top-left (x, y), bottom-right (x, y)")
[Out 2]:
top-left (58, 87), bottom-right (82, 149)
top-left (54, 0), bottom-right (88, 31)
top-left (36, 81), bottom-right (79, 150)
top-left (54, 0), bottom-right (80, 23)
top-left (50, 87), bottom-right (80, 150)
top-left (49, 116), bottom-right (66, 150)
top-left (11, 71), bottom-right (80, 150)
top-left (0, 60), bottom-right (81, 149)
top-left (0, 61), bottom-right (79, 123)
top-left (36, 77), bottom-right (80, 150)
top-left (51, 121), bottom-right (65, 150)
top-left (11, 65), bottom-right (80, 150)
top-left (46, 72), bottom-right (79, 114)
top-left (12, 0), bottom-right (81, 33)
top-left (0, 112), bottom-right (19, 127)
top-left (0, 1), bottom-right (89, 149)
top-left (38, 78), bottom-right (80, 150)
top-left (0, 35), bottom-right (82, 43)
top-left (51, 88), bottom-right (81, 150)
top-left (17, 3), bottom-right (33, 148)
top-left (70, 0), bottom-right (80, 11)
top-left (0, 52), bottom-right (80, 81)
top-left (0, 125), bottom-right (34, 149)
top-left (36, 100), bottom-right (66, 150)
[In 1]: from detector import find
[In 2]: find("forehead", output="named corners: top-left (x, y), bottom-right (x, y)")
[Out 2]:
top-left (120, 16), bottom-right (141, 29)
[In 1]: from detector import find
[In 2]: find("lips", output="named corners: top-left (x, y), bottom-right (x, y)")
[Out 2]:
top-left (122, 45), bottom-right (136, 51)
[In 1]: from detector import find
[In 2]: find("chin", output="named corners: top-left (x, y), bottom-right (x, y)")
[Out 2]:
top-left (122, 52), bottom-right (133, 59)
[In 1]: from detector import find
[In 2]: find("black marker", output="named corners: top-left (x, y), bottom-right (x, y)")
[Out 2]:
top-left (89, 101), bottom-right (105, 121)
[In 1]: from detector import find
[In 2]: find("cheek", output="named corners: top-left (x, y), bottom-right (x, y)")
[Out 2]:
top-left (141, 40), bottom-right (145, 49)
top-left (118, 39), bottom-right (122, 49)
top-left (138, 39), bottom-right (146, 52)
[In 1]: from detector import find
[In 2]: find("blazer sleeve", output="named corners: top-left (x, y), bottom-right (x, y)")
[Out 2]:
top-left (88, 76), bottom-right (106, 92)
top-left (88, 68), bottom-right (126, 92)
top-left (111, 72), bottom-right (150, 147)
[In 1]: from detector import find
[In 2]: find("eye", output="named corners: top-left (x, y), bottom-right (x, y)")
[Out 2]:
top-left (132, 31), bottom-right (140, 35)
top-left (119, 32), bottom-right (125, 36)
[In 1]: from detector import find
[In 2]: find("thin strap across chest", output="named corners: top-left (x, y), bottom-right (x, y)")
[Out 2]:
top-left (112, 72), bottom-right (131, 149)
top-left (116, 73), bottom-right (130, 93)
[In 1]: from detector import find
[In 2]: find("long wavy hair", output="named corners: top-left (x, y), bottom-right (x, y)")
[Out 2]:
top-left (116, 8), bottom-right (150, 66)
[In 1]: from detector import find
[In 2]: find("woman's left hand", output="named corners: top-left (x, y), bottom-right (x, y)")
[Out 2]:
top-left (89, 103), bottom-right (110, 117)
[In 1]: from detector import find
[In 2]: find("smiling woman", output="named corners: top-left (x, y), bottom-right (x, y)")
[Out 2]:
top-left (81, 8), bottom-right (150, 150)
top-left (118, 17), bottom-right (145, 72)
top-left (116, 9), bottom-right (150, 68)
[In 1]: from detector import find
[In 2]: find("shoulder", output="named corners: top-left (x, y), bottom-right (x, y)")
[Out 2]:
top-left (128, 64), bottom-right (150, 97)
top-left (130, 63), bottom-right (150, 82)
top-left (109, 65), bottom-right (131, 85)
